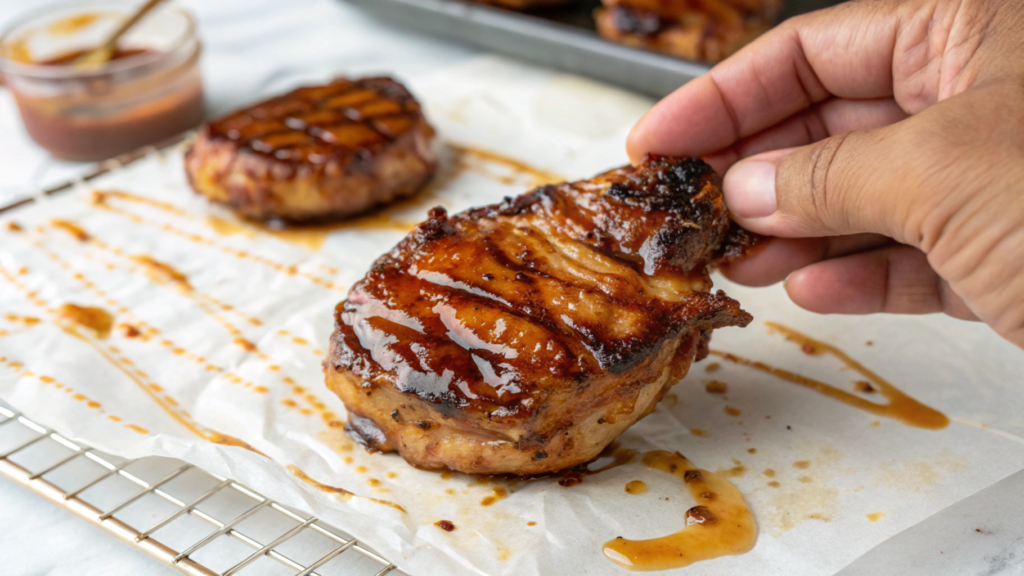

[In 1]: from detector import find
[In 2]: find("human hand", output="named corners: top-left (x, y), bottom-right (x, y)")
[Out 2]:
top-left (628, 0), bottom-right (1024, 349)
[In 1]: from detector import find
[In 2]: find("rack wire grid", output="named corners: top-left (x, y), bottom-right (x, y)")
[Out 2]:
top-left (0, 399), bottom-right (409, 576)
top-left (0, 135), bottom-right (410, 575)
top-left (1, 133), bottom-right (413, 575)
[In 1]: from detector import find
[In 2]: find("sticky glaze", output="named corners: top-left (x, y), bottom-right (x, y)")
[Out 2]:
top-left (328, 158), bottom-right (753, 477)
top-left (287, 465), bottom-right (405, 512)
top-left (603, 451), bottom-right (757, 571)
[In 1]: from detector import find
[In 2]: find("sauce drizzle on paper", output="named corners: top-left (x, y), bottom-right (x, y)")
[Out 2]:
top-left (711, 322), bottom-right (949, 430)
top-left (603, 451), bottom-right (757, 571)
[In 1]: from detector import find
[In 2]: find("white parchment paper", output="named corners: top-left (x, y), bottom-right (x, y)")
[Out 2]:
top-left (2, 57), bottom-right (1023, 576)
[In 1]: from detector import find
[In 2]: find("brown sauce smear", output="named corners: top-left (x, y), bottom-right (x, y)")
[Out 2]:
top-left (90, 192), bottom-right (346, 290)
top-left (603, 451), bottom-right (757, 571)
top-left (130, 255), bottom-right (191, 288)
top-left (57, 303), bottom-right (113, 339)
top-left (49, 221), bottom-right (267, 356)
top-left (207, 432), bottom-right (266, 456)
top-left (288, 465), bottom-right (405, 512)
top-left (51, 219), bottom-right (90, 242)
top-left (206, 213), bottom-right (416, 251)
top-left (31, 238), bottom-right (228, 375)
top-left (3, 242), bottom-right (284, 444)
top-left (449, 143), bottom-right (564, 187)
top-left (711, 322), bottom-right (949, 430)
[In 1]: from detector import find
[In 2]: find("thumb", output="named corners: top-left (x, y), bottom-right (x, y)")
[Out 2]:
top-left (721, 122), bottom-right (925, 243)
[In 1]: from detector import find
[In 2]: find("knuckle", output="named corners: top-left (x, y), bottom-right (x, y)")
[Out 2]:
top-left (803, 133), bottom-right (853, 232)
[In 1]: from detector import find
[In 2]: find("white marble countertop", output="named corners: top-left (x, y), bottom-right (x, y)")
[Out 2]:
top-left (0, 0), bottom-right (477, 573)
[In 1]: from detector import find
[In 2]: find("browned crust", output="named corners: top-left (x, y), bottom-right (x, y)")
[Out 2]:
top-left (324, 156), bottom-right (752, 474)
top-left (327, 330), bottom-right (706, 475)
top-left (595, 0), bottom-right (781, 63)
top-left (184, 77), bottom-right (436, 222)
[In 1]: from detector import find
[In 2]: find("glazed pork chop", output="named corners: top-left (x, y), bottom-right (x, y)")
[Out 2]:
top-left (325, 156), bottom-right (752, 475)
top-left (595, 0), bottom-right (781, 63)
top-left (185, 77), bottom-right (436, 222)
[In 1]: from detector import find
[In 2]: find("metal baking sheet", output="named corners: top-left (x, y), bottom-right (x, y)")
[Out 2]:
top-left (341, 0), bottom-right (842, 97)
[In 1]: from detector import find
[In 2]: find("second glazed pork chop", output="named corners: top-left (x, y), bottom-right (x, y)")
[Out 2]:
top-left (185, 77), bottom-right (436, 222)
top-left (596, 0), bottom-right (781, 63)
top-left (325, 156), bottom-right (752, 475)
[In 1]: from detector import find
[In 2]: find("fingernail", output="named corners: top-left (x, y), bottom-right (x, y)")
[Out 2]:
top-left (723, 160), bottom-right (777, 219)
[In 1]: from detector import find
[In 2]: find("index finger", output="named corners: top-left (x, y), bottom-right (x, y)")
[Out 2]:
top-left (627, 0), bottom-right (902, 162)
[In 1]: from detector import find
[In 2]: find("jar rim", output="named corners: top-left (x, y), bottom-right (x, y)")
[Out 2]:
top-left (0, 1), bottom-right (197, 80)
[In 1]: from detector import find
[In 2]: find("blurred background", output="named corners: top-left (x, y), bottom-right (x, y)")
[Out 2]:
top-left (0, 0), bottom-right (478, 207)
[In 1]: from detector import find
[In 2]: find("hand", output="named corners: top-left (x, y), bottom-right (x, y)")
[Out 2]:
top-left (628, 0), bottom-right (1024, 349)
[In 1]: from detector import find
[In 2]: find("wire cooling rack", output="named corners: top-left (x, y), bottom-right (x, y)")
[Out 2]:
top-left (0, 134), bottom-right (410, 575)
top-left (0, 400), bottom-right (408, 576)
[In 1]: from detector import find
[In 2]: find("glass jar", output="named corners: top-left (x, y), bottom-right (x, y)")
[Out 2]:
top-left (0, 1), bottom-right (205, 161)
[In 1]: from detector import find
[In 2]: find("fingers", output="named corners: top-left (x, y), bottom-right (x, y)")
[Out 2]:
top-left (627, 0), bottom-right (904, 162)
top-left (720, 233), bottom-right (893, 286)
top-left (703, 98), bottom-right (908, 174)
top-left (783, 245), bottom-right (979, 320)
top-left (721, 113), bottom-right (926, 241)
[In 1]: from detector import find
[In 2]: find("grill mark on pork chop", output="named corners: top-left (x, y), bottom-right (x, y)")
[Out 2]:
top-left (185, 77), bottom-right (436, 222)
top-left (207, 78), bottom-right (414, 164)
top-left (325, 155), bottom-right (753, 474)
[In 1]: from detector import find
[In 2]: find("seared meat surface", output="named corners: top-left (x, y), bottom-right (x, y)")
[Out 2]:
top-left (596, 0), bottom-right (781, 63)
top-left (325, 156), bottom-right (752, 475)
top-left (185, 77), bottom-right (436, 222)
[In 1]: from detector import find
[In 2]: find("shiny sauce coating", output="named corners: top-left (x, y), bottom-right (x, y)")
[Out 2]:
top-left (603, 451), bottom-right (757, 571)
top-left (330, 157), bottom-right (751, 418)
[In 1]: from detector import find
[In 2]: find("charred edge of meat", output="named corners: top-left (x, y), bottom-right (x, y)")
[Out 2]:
top-left (345, 412), bottom-right (394, 452)
top-left (710, 222), bottom-right (770, 267)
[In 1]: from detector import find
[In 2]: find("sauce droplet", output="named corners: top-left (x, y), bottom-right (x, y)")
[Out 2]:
top-left (57, 303), bottom-right (113, 338)
top-left (481, 486), bottom-right (508, 506)
top-left (705, 380), bottom-right (728, 394)
top-left (603, 451), bottom-right (757, 571)
top-left (625, 480), bottom-right (647, 495)
top-left (435, 519), bottom-right (456, 532)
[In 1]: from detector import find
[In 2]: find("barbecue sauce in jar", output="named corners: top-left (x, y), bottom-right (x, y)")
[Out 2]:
top-left (1, 8), bottom-right (205, 161)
